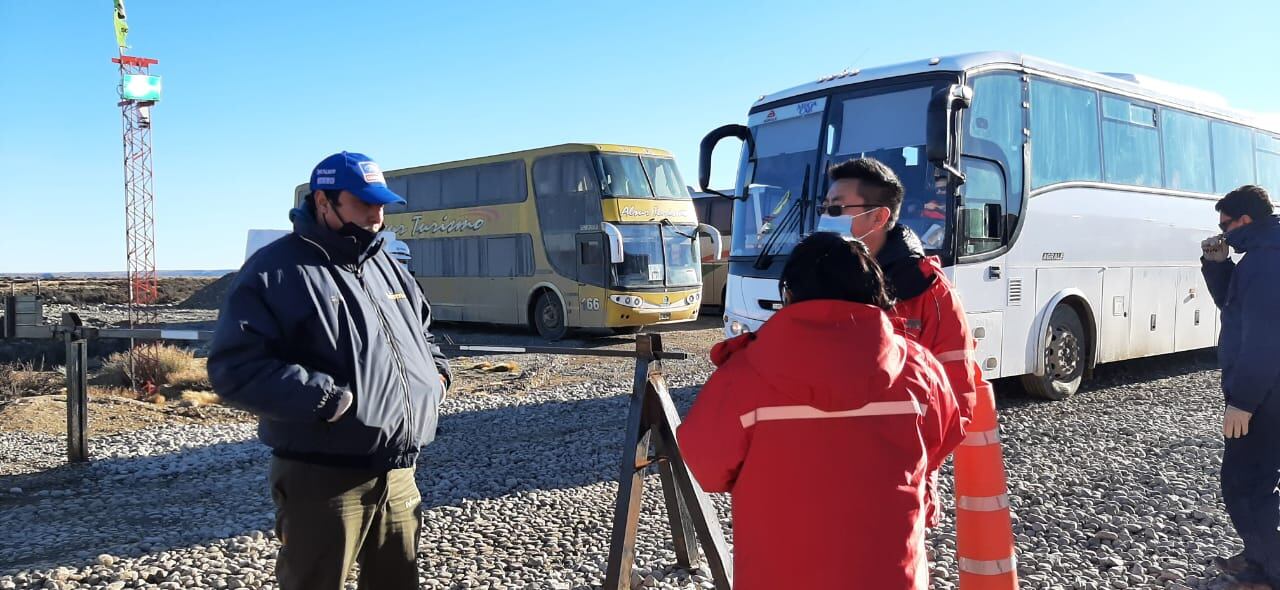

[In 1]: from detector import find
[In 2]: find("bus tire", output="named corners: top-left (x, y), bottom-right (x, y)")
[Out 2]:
top-left (1021, 304), bottom-right (1087, 401)
top-left (533, 291), bottom-right (568, 341)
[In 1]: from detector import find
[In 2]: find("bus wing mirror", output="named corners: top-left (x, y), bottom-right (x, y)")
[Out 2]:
top-left (697, 223), bottom-right (724, 261)
top-left (700, 124), bottom-right (752, 200)
top-left (601, 222), bottom-right (625, 265)
top-left (926, 84), bottom-right (973, 178)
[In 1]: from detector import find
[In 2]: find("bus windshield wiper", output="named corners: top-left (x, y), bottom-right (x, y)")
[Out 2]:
top-left (659, 218), bottom-right (696, 240)
top-left (753, 165), bottom-right (810, 270)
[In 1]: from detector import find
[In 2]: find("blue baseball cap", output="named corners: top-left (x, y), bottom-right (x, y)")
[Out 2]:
top-left (309, 151), bottom-right (406, 206)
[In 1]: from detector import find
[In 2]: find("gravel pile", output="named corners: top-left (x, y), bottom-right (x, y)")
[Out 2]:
top-left (0, 338), bottom-right (1246, 589)
top-left (176, 273), bottom-right (238, 311)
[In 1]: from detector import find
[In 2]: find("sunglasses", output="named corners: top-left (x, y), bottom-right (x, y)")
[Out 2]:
top-left (1219, 218), bottom-right (1236, 233)
top-left (818, 203), bottom-right (878, 217)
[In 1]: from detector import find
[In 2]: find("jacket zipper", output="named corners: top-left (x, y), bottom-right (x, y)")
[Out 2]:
top-left (356, 266), bottom-right (415, 450)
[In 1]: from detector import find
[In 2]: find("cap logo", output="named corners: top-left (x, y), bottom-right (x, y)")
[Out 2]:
top-left (359, 162), bottom-right (386, 184)
top-left (315, 177), bottom-right (336, 185)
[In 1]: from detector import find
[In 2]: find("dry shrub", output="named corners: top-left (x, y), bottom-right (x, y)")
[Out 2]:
top-left (168, 358), bottom-right (211, 391)
top-left (101, 344), bottom-right (205, 389)
top-left (89, 386), bottom-right (138, 399)
top-left (180, 391), bottom-right (222, 407)
top-left (467, 361), bottom-right (521, 373)
top-left (0, 361), bottom-right (64, 401)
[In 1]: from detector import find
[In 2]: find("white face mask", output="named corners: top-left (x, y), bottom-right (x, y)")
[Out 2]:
top-left (816, 207), bottom-right (885, 240)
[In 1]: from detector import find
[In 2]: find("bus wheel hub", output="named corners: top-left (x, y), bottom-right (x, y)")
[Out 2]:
top-left (1046, 326), bottom-right (1079, 380)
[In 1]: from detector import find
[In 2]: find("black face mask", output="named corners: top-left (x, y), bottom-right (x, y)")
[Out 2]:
top-left (326, 201), bottom-right (378, 250)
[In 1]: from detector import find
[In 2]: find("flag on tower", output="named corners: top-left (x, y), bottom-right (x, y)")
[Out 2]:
top-left (113, 0), bottom-right (129, 50)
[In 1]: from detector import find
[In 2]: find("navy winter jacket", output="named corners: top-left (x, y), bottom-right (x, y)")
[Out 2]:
top-left (208, 206), bottom-right (452, 470)
top-left (1202, 215), bottom-right (1280, 414)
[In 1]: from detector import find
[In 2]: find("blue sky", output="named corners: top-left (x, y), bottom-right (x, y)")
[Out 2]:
top-left (1, 0), bottom-right (1276, 273)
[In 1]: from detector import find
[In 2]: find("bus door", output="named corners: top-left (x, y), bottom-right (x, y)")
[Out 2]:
top-left (575, 232), bottom-right (608, 325)
top-left (951, 156), bottom-right (1010, 378)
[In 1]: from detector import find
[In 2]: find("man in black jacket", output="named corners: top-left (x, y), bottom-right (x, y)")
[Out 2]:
top-left (1201, 185), bottom-right (1280, 590)
top-left (209, 151), bottom-right (451, 590)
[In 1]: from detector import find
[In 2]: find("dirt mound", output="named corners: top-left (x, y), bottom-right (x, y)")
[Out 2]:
top-left (0, 393), bottom-right (252, 437)
top-left (177, 272), bottom-right (237, 310)
top-left (5, 277), bottom-right (214, 306)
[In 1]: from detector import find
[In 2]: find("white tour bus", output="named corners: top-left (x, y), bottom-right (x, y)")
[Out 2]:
top-left (699, 51), bottom-right (1280, 400)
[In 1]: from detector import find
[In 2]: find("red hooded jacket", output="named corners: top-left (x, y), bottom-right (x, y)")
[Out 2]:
top-left (679, 300), bottom-right (967, 590)
top-left (877, 226), bottom-right (983, 527)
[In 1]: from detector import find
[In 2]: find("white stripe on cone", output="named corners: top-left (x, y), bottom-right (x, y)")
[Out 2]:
top-left (961, 428), bottom-right (1001, 446)
top-left (959, 556), bottom-right (1017, 576)
top-left (957, 493), bottom-right (1012, 512)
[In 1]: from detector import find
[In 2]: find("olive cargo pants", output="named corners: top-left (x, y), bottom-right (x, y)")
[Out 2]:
top-left (268, 456), bottom-right (422, 590)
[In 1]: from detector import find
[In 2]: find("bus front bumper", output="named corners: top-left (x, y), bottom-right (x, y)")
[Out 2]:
top-left (606, 290), bottom-right (702, 326)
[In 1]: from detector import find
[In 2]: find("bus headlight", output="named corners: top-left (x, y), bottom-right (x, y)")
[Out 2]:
top-left (685, 293), bottom-right (701, 305)
top-left (728, 319), bottom-right (745, 335)
top-left (609, 295), bottom-right (643, 308)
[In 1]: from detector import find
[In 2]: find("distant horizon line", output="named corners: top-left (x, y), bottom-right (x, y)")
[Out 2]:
top-left (0, 269), bottom-right (237, 278)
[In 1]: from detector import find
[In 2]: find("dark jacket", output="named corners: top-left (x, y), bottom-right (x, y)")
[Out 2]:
top-left (208, 206), bottom-right (452, 470)
top-left (1202, 214), bottom-right (1280, 414)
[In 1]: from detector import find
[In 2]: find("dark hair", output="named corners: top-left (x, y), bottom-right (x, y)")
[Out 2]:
top-left (827, 158), bottom-right (905, 222)
top-left (780, 232), bottom-right (895, 310)
top-left (1217, 185), bottom-right (1274, 221)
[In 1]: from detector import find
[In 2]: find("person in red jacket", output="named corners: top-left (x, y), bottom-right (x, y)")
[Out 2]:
top-left (818, 157), bottom-right (983, 527)
top-left (679, 232), bottom-right (966, 590)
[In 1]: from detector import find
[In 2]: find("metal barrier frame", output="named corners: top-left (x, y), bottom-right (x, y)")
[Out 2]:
top-left (5, 304), bottom-right (733, 588)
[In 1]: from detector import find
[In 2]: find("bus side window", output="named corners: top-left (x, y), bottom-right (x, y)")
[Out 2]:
top-left (958, 157), bottom-right (1006, 257)
top-left (580, 238), bottom-right (603, 265)
top-left (965, 72), bottom-right (1024, 233)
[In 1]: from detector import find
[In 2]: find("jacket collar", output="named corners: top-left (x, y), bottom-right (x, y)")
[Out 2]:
top-left (289, 205), bottom-right (385, 267)
top-left (1225, 214), bottom-right (1280, 253)
top-left (876, 224), bottom-right (936, 301)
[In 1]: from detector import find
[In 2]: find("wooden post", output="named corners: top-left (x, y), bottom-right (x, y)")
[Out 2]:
top-left (603, 335), bottom-right (656, 589)
top-left (64, 325), bottom-right (89, 463)
top-left (603, 334), bottom-right (733, 589)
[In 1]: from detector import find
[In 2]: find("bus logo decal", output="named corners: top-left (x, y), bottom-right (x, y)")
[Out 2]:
top-left (1042, 252), bottom-right (1064, 261)
top-left (796, 101), bottom-right (818, 115)
top-left (621, 206), bottom-right (692, 219)
top-left (407, 213), bottom-right (489, 236)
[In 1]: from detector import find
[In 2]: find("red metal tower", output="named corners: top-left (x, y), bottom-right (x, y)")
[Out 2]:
top-left (114, 54), bottom-right (160, 328)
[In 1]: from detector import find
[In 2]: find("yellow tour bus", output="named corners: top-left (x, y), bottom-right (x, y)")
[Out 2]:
top-left (295, 144), bottom-right (722, 340)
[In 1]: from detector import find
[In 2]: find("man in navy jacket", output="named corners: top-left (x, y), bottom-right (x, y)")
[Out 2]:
top-left (209, 152), bottom-right (451, 590)
top-left (1201, 184), bottom-right (1280, 589)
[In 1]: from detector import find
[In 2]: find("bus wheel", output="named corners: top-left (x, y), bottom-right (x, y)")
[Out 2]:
top-left (533, 292), bottom-right (567, 341)
top-left (1021, 304), bottom-right (1086, 401)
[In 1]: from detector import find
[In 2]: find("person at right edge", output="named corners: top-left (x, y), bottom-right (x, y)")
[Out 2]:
top-left (1200, 184), bottom-right (1280, 590)
top-left (817, 157), bottom-right (981, 527)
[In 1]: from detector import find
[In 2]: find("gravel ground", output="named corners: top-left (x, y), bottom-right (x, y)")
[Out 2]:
top-left (0, 316), bottom-right (1248, 589)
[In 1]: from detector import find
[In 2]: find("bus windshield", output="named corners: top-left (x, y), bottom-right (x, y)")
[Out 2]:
top-left (731, 101), bottom-right (825, 258)
top-left (612, 224), bottom-right (701, 289)
top-left (731, 81), bottom-right (952, 258)
top-left (595, 154), bottom-right (689, 199)
top-left (824, 83), bottom-right (949, 251)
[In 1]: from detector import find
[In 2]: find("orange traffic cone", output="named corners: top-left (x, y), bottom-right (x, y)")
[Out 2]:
top-left (953, 366), bottom-right (1018, 589)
